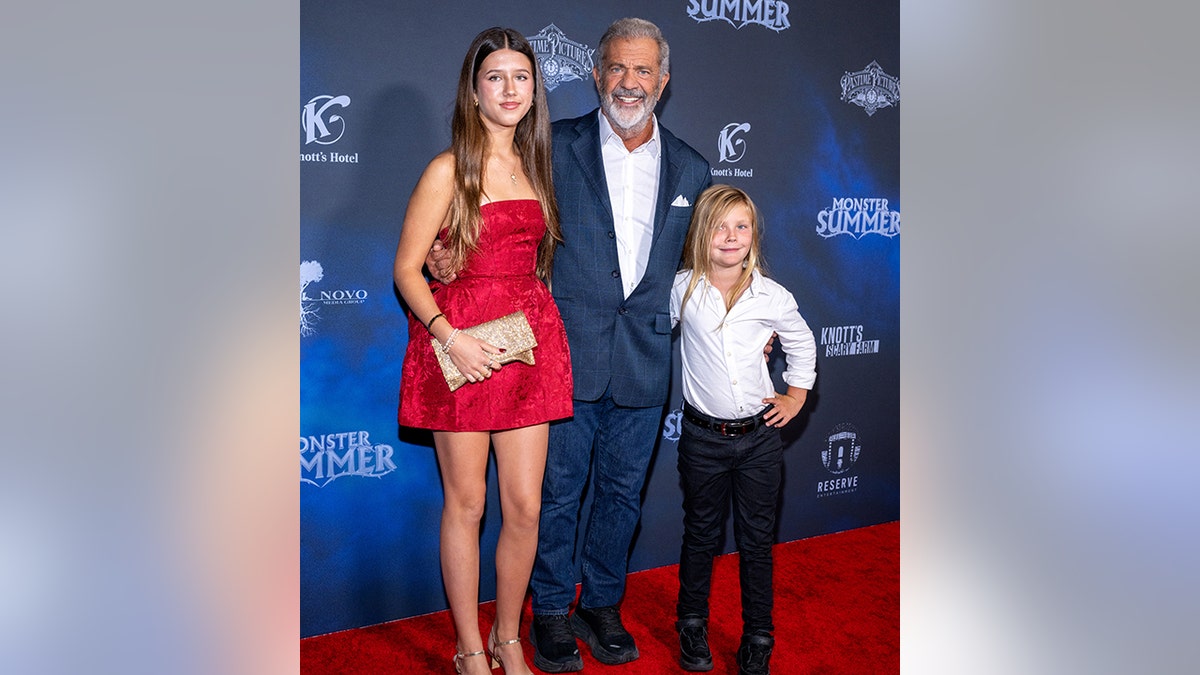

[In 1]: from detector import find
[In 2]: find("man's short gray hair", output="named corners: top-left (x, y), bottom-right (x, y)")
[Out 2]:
top-left (598, 17), bottom-right (670, 75)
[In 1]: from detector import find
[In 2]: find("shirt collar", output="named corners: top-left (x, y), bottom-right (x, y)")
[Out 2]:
top-left (697, 268), bottom-right (767, 297)
top-left (598, 109), bottom-right (660, 157)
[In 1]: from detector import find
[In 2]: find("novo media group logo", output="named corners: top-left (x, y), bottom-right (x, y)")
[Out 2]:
top-left (687, 0), bottom-right (791, 32)
top-left (528, 24), bottom-right (594, 92)
top-left (301, 260), bottom-right (369, 336)
top-left (818, 422), bottom-right (862, 497)
top-left (840, 61), bottom-right (899, 116)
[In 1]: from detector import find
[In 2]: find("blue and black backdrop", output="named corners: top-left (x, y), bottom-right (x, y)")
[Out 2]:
top-left (301, 0), bottom-right (898, 638)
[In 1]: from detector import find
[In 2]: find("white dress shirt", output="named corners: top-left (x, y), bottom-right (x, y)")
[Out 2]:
top-left (599, 111), bottom-right (661, 298)
top-left (670, 269), bottom-right (817, 420)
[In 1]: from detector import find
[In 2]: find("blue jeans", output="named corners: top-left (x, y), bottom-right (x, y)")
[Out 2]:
top-left (676, 415), bottom-right (782, 634)
top-left (530, 394), bottom-right (663, 614)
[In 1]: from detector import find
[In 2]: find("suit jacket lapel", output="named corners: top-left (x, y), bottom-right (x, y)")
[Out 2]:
top-left (652, 133), bottom-right (682, 241)
top-left (571, 113), bottom-right (613, 224)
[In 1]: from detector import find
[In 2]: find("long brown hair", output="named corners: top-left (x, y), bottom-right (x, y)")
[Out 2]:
top-left (444, 27), bottom-right (561, 279)
top-left (679, 184), bottom-right (765, 316)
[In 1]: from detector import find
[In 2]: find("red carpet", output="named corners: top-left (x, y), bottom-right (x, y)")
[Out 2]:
top-left (302, 521), bottom-right (898, 674)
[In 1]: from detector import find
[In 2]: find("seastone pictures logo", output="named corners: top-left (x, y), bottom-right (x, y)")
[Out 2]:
top-left (528, 24), bottom-right (594, 92)
top-left (686, 0), bottom-right (791, 32)
top-left (301, 431), bottom-right (396, 487)
top-left (820, 323), bottom-right (881, 358)
top-left (818, 422), bottom-right (862, 497)
top-left (301, 94), bottom-right (359, 163)
top-left (301, 260), bottom-right (369, 336)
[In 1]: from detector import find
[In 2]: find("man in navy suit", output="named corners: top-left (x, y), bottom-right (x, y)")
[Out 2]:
top-left (527, 17), bottom-right (711, 672)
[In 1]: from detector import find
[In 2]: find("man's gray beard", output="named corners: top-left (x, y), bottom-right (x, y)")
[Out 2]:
top-left (600, 93), bottom-right (657, 137)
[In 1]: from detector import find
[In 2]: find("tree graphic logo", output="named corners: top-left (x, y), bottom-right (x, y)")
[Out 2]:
top-left (300, 260), bottom-right (324, 336)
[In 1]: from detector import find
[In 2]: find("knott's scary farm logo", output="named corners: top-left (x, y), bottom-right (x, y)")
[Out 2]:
top-left (816, 198), bottom-right (899, 239)
top-left (840, 61), bottom-right (899, 116)
top-left (687, 0), bottom-right (791, 32)
top-left (301, 431), bottom-right (396, 487)
top-left (820, 324), bottom-right (881, 358)
top-left (528, 24), bottom-right (594, 91)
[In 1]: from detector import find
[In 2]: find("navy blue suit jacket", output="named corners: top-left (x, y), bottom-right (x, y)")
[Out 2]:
top-left (550, 110), bottom-right (712, 407)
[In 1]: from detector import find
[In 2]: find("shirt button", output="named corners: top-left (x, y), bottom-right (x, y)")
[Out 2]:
top-left (732, 380), bottom-right (738, 385)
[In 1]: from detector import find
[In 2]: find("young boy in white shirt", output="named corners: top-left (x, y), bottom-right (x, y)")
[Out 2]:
top-left (670, 184), bottom-right (817, 675)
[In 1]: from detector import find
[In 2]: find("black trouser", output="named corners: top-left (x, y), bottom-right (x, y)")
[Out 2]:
top-left (676, 405), bottom-right (782, 635)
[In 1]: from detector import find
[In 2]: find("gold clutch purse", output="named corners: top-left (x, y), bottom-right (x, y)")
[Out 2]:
top-left (431, 310), bottom-right (538, 391)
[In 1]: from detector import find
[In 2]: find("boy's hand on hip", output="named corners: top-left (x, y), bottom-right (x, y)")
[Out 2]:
top-left (763, 388), bottom-right (808, 427)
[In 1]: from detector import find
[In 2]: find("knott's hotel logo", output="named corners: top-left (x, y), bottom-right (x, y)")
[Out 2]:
top-left (687, 0), bottom-right (791, 32)
top-left (301, 94), bottom-right (359, 163)
top-left (528, 24), bottom-right (594, 92)
top-left (840, 61), bottom-right (899, 116)
top-left (710, 122), bottom-right (758, 180)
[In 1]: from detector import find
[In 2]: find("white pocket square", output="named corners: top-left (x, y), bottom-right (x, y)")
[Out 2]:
top-left (671, 195), bottom-right (691, 207)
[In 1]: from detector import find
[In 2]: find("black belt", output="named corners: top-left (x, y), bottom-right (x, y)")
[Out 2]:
top-left (682, 401), bottom-right (770, 436)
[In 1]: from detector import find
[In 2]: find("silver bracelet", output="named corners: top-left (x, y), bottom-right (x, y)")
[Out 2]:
top-left (441, 328), bottom-right (461, 354)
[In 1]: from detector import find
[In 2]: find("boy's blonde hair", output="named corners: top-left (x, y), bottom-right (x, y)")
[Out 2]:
top-left (679, 184), bottom-right (765, 315)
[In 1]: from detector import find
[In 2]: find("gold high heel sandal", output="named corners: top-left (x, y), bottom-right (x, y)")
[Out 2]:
top-left (453, 647), bottom-right (486, 674)
top-left (487, 628), bottom-right (524, 672)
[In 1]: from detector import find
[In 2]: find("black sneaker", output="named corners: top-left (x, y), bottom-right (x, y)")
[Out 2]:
top-left (530, 613), bottom-right (583, 673)
top-left (737, 632), bottom-right (775, 675)
top-left (676, 615), bottom-right (714, 671)
top-left (571, 605), bottom-right (639, 665)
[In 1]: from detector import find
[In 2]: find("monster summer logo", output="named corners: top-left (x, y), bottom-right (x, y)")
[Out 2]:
top-left (816, 198), bottom-right (899, 239)
top-left (301, 431), bottom-right (396, 487)
top-left (840, 61), bottom-right (899, 116)
top-left (686, 0), bottom-right (791, 32)
top-left (528, 24), bottom-right (594, 91)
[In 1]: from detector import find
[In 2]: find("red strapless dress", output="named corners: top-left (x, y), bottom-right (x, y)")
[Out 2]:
top-left (399, 199), bottom-right (573, 431)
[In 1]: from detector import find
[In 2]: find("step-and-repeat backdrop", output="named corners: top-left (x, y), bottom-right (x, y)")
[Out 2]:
top-left (301, 0), bottom-right (897, 637)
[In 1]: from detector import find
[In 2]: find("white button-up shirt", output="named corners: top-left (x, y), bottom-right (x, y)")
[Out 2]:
top-left (599, 111), bottom-right (661, 299)
top-left (670, 269), bottom-right (817, 420)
